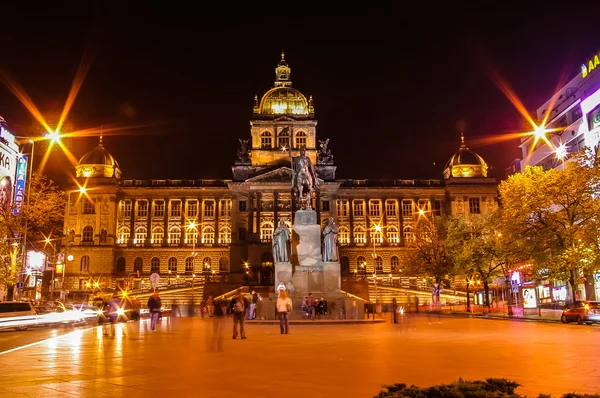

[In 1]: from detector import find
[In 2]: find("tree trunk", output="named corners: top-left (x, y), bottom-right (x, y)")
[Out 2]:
top-left (505, 277), bottom-right (513, 316)
top-left (483, 280), bottom-right (491, 313)
top-left (466, 283), bottom-right (471, 312)
top-left (569, 269), bottom-right (578, 303)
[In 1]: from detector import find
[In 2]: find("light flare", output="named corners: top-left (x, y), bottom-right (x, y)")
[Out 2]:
top-left (56, 50), bottom-right (94, 133)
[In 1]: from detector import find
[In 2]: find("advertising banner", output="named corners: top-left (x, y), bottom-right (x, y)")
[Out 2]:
top-left (0, 122), bottom-right (19, 214)
top-left (522, 287), bottom-right (537, 309)
top-left (13, 155), bottom-right (27, 215)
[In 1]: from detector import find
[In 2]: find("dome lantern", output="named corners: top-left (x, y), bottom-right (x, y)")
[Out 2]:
top-left (75, 136), bottom-right (122, 179)
top-left (443, 133), bottom-right (488, 179)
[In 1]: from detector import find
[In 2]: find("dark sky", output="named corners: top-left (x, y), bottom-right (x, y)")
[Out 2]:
top-left (1, 3), bottom-right (599, 187)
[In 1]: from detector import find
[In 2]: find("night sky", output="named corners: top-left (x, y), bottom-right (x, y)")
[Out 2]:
top-left (1, 3), bottom-right (599, 187)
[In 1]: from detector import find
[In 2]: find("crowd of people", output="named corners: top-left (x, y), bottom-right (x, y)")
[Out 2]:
top-left (301, 293), bottom-right (328, 320)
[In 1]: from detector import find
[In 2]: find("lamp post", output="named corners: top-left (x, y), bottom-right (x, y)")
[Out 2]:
top-left (44, 237), bottom-right (57, 300)
top-left (186, 221), bottom-right (198, 301)
top-left (372, 224), bottom-right (382, 313)
top-left (15, 138), bottom-right (34, 300)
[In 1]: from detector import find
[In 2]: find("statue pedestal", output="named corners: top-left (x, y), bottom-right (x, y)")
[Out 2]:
top-left (292, 210), bottom-right (321, 267)
top-left (274, 262), bottom-right (292, 291)
top-left (324, 261), bottom-right (341, 292)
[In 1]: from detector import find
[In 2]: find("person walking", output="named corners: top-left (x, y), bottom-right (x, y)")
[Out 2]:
top-left (248, 290), bottom-right (258, 320)
top-left (147, 291), bottom-right (162, 331)
top-left (207, 296), bottom-right (215, 317)
top-left (392, 298), bottom-right (398, 324)
top-left (232, 294), bottom-right (248, 339)
top-left (276, 290), bottom-right (292, 334)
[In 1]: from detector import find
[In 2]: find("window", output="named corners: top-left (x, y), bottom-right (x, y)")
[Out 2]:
top-left (418, 200), bottom-right (429, 214)
top-left (387, 226), bottom-right (399, 244)
top-left (371, 228), bottom-right (382, 244)
top-left (278, 129), bottom-right (289, 148)
top-left (353, 201), bottom-right (364, 217)
top-left (469, 198), bottom-right (481, 214)
top-left (202, 226), bottom-right (215, 244)
top-left (83, 200), bottom-right (95, 214)
top-left (134, 226), bottom-right (147, 246)
top-left (336, 200), bottom-right (348, 217)
top-left (151, 257), bottom-right (160, 274)
top-left (169, 257), bottom-right (178, 273)
top-left (203, 257), bottom-right (212, 272)
top-left (261, 131), bottom-right (272, 149)
top-left (137, 201), bottom-right (148, 217)
top-left (375, 256), bottom-right (383, 271)
top-left (385, 201), bottom-right (397, 217)
top-left (219, 227), bottom-right (231, 244)
top-left (152, 226), bottom-right (164, 245)
top-left (154, 201), bottom-right (165, 217)
top-left (220, 200), bottom-right (231, 217)
top-left (433, 200), bottom-right (442, 216)
top-left (170, 201), bottom-right (181, 217)
top-left (169, 226), bottom-right (181, 245)
top-left (185, 228), bottom-right (198, 245)
top-left (403, 226), bottom-right (414, 244)
top-left (133, 258), bottom-right (143, 275)
top-left (80, 256), bottom-right (90, 272)
top-left (295, 131), bottom-right (307, 148)
top-left (354, 226), bottom-right (366, 244)
top-left (391, 256), bottom-right (400, 271)
top-left (185, 257), bottom-right (193, 273)
top-left (121, 200), bottom-right (132, 218)
top-left (338, 226), bottom-right (349, 245)
top-left (116, 257), bottom-right (126, 274)
top-left (238, 200), bottom-right (247, 212)
top-left (369, 201), bottom-right (381, 217)
top-left (82, 226), bottom-right (94, 242)
top-left (357, 256), bottom-right (367, 268)
top-left (204, 201), bottom-right (215, 217)
top-left (118, 226), bottom-right (130, 244)
top-left (402, 200), bottom-right (413, 217)
top-left (238, 227), bottom-right (246, 241)
top-left (260, 222), bottom-right (274, 242)
top-left (187, 201), bottom-right (198, 217)
top-left (321, 200), bottom-right (330, 212)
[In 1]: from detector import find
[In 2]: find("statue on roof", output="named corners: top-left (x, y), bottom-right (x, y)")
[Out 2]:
top-left (317, 138), bottom-right (333, 163)
top-left (236, 138), bottom-right (251, 163)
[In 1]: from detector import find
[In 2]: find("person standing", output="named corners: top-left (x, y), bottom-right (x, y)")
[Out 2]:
top-left (206, 296), bottom-right (215, 317)
top-left (105, 293), bottom-right (121, 336)
top-left (307, 293), bottom-right (316, 321)
top-left (392, 298), bottom-right (398, 324)
top-left (248, 290), bottom-right (258, 320)
top-left (147, 292), bottom-right (162, 331)
top-left (276, 290), bottom-right (292, 334)
top-left (232, 294), bottom-right (247, 339)
top-left (276, 281), bottom-right (286, 296)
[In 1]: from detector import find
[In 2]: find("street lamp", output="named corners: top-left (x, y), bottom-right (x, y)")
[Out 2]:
top-left (372, 223), bottom-right (382, 313)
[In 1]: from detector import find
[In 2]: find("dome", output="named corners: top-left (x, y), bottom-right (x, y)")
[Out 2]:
top-left (258, 87), bottom-right (310, 115)
top-left (75, 140), bottom-right (122, 179)
top-left (443, 136), bottom-right (488, 179)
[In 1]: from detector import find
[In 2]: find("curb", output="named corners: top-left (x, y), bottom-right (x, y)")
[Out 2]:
top-left (430, 311), bottom-right (562, 324)
top-left (246, 319), bottom-right (386, 325)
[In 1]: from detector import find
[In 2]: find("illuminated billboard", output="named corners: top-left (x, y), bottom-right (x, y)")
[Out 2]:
top-left (0, 118), bottom-right (20, 215)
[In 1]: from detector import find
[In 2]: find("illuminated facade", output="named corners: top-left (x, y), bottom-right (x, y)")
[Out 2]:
top-left (62, 54), bottom-right (498, 297)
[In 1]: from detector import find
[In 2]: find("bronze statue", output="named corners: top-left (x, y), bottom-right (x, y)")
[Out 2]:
top-left (272, 219), bottom-right (290, 263)
top-left (236, 138), bottom-right (250, 162)
top-left (318, 138), bottom-right (333, 163)
top-left (292, 146), bottom-right (319, 210)
top-left (322, 216), bottom-right (339, 262)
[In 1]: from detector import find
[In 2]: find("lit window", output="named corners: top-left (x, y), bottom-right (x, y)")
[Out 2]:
top-left (154, 201), bottom-right (165, 217)
top-left (385, 201), bottom-right (397, 217)
top-left (402, 200), bottom-right (413, 217)
top-left (185, 257), bottom-right (193, 273)
top-left (357, 256), bottom-right (367, 270)
top-left (336, 200), bottom-right (348, 217)
top-left (203, 257), bottom-right (212, 272)
top-left (295, 131), bottom-right (307, 148)
top-left (260, 222), bottom-right (274, 242)
top-left (118, 227), bottom-right (130, 244)
top-left (278, 129), bottom-right (289, 148)
top-left (137, 201), bottom-right (148, 217)
top-left (80, 256), bottom-right (90, 272)
top-left (403, 226), bottom-right (414, 245)
top-left (134, 226), bottom-right (147, 246)
top-left (387, 226), bottom-right (399, 244)
top-left (219, 227), bottom-right (231, 244)
top-left (391, 256), bottom-right (400, 271)
top-left (220, 200), bottom-right (231, 217)
top-left (83, 200), bottom-right (95, 214)
top-left (82, 226), bottom-right (94, 242)
top-left (469, 198), bottom-right (481, 214)
top-left (202, 226), bottom-right (215, 244)
top-left (170, 201), bottom-right (181, 217)
top-left (353, 201), bottom-right (364, 217)
top-left (186, 229), bottom-right (198, 245)
top-left (369, 201), bottom-right (381, 217)
top-left (261, 131), bottom-right (272, 149)
top-left (371, 228), bottom-right (383, 244)
top-left (204, 201), bottom-right (215, 217)
top-left (152, 226), bottom-right (164, 245)
top-left (169, 226), bottom-right (181, 245)
top-left (151, 258), bottom-right (160, 274)
top-left (375, 256), bottom-right (383, 271)
top-left (121, 201), bottom-right (132, 218)
top-left (187, 201), bottom-right (198, 217)
top-left (169, 257), bottom-right (178, 273)
top-left (354, 227), bottom-right (366, 244)
top-left (338, 226), bottom-right (349, 245)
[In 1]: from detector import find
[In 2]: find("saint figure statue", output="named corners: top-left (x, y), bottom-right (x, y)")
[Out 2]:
top-left (292, 146), bottom-right (319, 210)
top-left (272, 219), bottom-right (290, 263)
top-left (322, 216), bottom-right (339, 262)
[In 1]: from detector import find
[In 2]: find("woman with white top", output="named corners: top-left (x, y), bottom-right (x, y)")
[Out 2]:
top-left (276, 290), bottom-right (292, 334)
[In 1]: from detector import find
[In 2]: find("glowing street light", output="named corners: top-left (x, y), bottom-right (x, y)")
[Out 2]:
top-left (45, 130), bottom-right (62, 144)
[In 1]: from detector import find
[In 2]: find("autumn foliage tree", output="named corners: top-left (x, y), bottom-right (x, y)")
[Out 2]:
top-left (498, 150), bottom-right (600, 302)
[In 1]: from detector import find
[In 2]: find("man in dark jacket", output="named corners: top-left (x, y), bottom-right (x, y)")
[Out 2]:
top-left (147, 292), bottom-right (162, 331)
top-left (231, 292), bottom-right (248, 339)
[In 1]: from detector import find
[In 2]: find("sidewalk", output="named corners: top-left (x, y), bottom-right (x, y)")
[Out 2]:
top-left (419, 305), bottom-right (563, 323)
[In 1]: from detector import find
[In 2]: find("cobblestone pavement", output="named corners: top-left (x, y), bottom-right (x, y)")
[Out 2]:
top-left (1, 314), bottom-right (599, 398)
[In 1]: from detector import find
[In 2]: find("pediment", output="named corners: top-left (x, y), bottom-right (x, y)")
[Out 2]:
top-left (246, 167), bottom-right (293, 183)
top-left (273, 116), bottom-right (296, 122)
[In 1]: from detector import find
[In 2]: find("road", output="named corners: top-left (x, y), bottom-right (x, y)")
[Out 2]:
top-left (0, 314), bottom-right (599, 397)
top-left (0, 323), bottom-right (96, 354)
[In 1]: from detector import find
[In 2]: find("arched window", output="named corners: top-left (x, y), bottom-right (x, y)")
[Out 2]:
top-left (387, 226), bottom-right (399, 244)
top-left (169, 257), bottom-right (178, 273)
top-left (134, 226), bottom-right (147, 246)
top-left (391, 256), bottom-right (400, 271)
top-left (403, 226), bottom-right (415, 245)
top-left (202, 226), bottom-right (215, 244)
top-left (295, 131), bottom-right (307, 148)
top-left (261, 131), bottom-right (272, 149)
top-left (152, 226), bottom-right (164, 245)
top-left (338, 226), bottom-right (350, 245)
top-left (219, 257), bottom-right (229, 272)
top-left (185, 227), bottom-right (198, 245)
top-left (185, 257), bottom-right (194, 273)
top-left (203, 257), bottom-right (212, 272)
top-left (80, 255), bottom-right (90, 272)
top-left (278, 129), bottom-right (289, 148)
top-left (371, 228), bottom-right (383, 244)
top-left (169, 226), bottom-right (181, 245)
top-left (354, 226), bottom-right (366, 245)
top-left (118, 226), bottom-right (130, 244)
top-left (82, 225), bottom-right (94, 242)
top-left (357, 256), bottom-right (367, 269)
top-left (260, 222), bottom-right (274, 242)
top-left (375, 256), bottom-right (383, 271)
top-left (116, 257), bottom-right (126, 274)
top-left (151, 257), bottom-right (160, 274)
top-left (219, 227), bottom-right (231, 244)
top-left (133, 257), bottom-right (143, 275)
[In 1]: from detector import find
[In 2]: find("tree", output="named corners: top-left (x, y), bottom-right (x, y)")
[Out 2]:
top-left (0, 173), bottom-right (66, 297)
top-left (498, 150), bottom-right (600, 303)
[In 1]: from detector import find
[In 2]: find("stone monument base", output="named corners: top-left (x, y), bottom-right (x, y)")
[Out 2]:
top-left (274, 262), bottom-right (292, 291)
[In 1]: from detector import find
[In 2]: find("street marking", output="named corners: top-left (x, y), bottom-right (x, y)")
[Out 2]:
top-left (0, 326), bottom-right (95, 356)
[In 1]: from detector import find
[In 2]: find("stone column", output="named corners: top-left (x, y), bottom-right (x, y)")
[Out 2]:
top-left (146, 198), bottom-right (152, 246)
top-left (162, 198), bottom-right (169, 247)
top-left (248, 192), bottom-right (254, 234)
top-left (273, 191), bottom-right (279, 227)
top-left (180, 198), bottom-right (186, 247)
top-left (128, 200), bottom-right (135, 246)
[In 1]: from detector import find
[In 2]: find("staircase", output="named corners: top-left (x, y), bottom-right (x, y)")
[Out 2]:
top-left (135, 285), bottom-right (205, 308)
top-left (367, 284), bottom-right (467, 307)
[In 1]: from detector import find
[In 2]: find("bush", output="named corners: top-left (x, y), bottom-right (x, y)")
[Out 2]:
top-left (375, 378), bottom-right (600, 398)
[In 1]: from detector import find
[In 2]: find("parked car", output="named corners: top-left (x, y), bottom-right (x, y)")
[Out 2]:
top-left (561, 301), bottom-right (600, 325)
top-left (0, 301), bottom-right (38, 331)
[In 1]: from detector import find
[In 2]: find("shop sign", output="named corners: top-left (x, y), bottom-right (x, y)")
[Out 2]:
top-left (582, 53), bottom-right (600, 78)
top-left (12, 155), bottom-right (27, 215)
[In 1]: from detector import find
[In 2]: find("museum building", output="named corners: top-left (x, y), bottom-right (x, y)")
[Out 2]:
top-left (61, 53), bottom-right (498, 296)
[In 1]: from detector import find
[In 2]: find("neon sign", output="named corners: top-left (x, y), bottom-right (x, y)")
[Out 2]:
top-left (13, 155), bottom-right (28, 215)
top-left (581, 52), bottom-right (600, 78)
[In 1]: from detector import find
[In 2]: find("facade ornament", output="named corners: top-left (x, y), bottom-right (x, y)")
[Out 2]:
top-left (272, 219), bottom-right (290, 263)
top-left (317, 138), bottom-right (334, 163)
top-left (322, 216), bottom-right (339, 262)
top-left (236, 138), bottom-right (251, 163)
top-left (292, 146), bottom-right (319, 210)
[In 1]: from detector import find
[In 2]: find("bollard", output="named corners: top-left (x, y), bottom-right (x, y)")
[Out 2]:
top-left (538, 307), bottom-right (541, 317)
